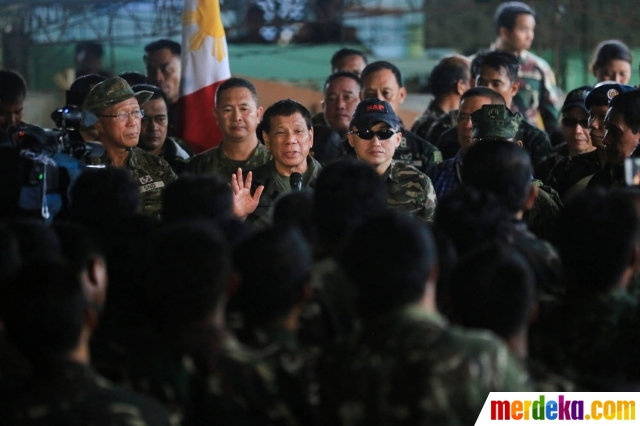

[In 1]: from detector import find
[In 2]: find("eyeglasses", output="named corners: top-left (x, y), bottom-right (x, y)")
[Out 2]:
top-left (562, 117), bottom-right (588, 128)
top-left (141, 114), bottom-right (168, 125)
top-left (350, 129), bottom-right (397, 140)
top-left (98, 110), bottom-right (145, 122)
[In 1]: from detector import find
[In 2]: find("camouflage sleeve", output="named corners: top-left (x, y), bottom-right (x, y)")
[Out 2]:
top-left (162, 158), bottom-right (179, 183)
top-left (418, 140), bottom-right (443, 175)
top-left (526, 128), bottom-right (553, 166)
top-left (421, 176), bottom-right (437, 222)
top-left (538, 64), bottom-right (560, 134)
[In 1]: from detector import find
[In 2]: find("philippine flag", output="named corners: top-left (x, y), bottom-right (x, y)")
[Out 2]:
top-left (178, 0), bottom-right (231, 153)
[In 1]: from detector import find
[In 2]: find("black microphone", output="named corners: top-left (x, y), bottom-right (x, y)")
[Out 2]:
top-left (290, 172), bottom-right (303, 191)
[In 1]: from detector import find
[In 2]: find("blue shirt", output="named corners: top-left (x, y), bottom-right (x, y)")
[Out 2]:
top-left (429, 149), bottom-right (463, 199)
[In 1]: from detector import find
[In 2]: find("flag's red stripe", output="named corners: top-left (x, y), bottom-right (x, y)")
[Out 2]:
top-left (176, 81), bottom-right (226, 154)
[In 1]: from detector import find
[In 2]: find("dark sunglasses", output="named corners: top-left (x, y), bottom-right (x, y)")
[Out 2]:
top-left (350, 129), bottom-right (397, 140)
top-left (562, 117), bottom-right (589, 128)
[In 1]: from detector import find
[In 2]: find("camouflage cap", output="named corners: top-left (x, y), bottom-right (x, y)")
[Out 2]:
top-left (471, 104), bottom-right (522, 140)
top-left (584, 82), bottom-right (636, 110)
top-left (350, 98), bottom-right (400, 130)
top-left (81, 77), bottom-right (153, 114)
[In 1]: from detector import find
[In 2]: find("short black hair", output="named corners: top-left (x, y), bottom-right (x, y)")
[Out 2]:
top-left (434, 185), bottom-right (513, 257)
top-left (323, 71), bottom-right (362, 94)
top-left (53, 223), bottom-right (104, 277)
top-left (449, 241), bottom-right (535, 339)
top-left (75, 41), bottom-right (104, 58)
top-left (330, 48), bottom-right (367, 70)
top-left (0, 70), bottom-right (27, 104)
top-left (162, 173), bottom-right (233, 223)
top-left (132, 83), bottom-right (168, 105)
top-left (609, 90), bottom-right (640, 134)
top-left (6, 219), bottom-right (61, 263)
top-left (215, 77), bottom-right (259, 105)
top-left (460, 86), bottom-right (506, 105)
top-left (591, 40), bottom-right (632, 73)
top-left (556, 189), bottom-right (640, 293)
top-left (426, 55), bottom-right (470, 98)
top-left (261, 99), bottom-right (312, 133)
top-left (67, 74), bottom-right (107, 106)
top-left (148, 222), bottom-right (231, 333)
top-left (144, 39), bottom-right (181, 56)
top-left (70, 167), bottom-right (140, 230)
top-left (273, 190), bottom-right (314, 243)
top-left (461, 139), bottom-right (532, 213)
top-left (119, 71), bottom-right (148, 87)
top-left (2, 258), bottom-right (86, 363)
top-left (340, 211), bottom-right (437, 318)
top-left (233, 227), bottom-right (312, 326)
top-left (360, 61), bottom-right (403, 88)
top-left (471, 50), bottom-right (520, 84)
top-left (313, 159), bottom-right (387, 256)
top-left (494, 1), bottom-right (535, 34)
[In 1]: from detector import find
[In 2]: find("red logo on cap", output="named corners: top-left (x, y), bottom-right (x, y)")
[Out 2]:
top-left (366, 104), bottom-right (384, 111)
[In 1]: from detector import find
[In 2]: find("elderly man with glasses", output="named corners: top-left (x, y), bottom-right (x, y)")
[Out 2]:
top-left (82, 77), bottom-right (178, 218)
top-left (347, 98), bottom-right (436, 221)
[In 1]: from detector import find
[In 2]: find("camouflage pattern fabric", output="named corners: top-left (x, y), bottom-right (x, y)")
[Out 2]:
top-left (511, 50), bottom-right (560, 134)
top-left (393, 128), bottom-right (443, 175)
top-left (318, 305), bottom-right (531, 425)
top-left (186, 142), bottom-right (272, 179)
top-left (85, 146), bottom-right (177, 218)
top-left (527, 358), bottom-right (580, 392)
top-left (247, 156), bottom-right (322, 229)
top-left (425, 109), bottom-right (458, 147)
top-left (188, 328), bottom-right (317, 426)
top-left (523, 180), bottom-right (563, 241)
top-left (471, 104), bottom-right (522, 140)
top-left (435, 119), bottom-right (552, 165)
top-left (385, 161), bottom-right (437, 222)
top-left (0, 361), bottom-right (172, 425)
top-left (410, 101), bottom-right (445, 141)
top-left (529, 290), bottom-right (639, 391)
top-left (534, 146), bottom-right (602, 198)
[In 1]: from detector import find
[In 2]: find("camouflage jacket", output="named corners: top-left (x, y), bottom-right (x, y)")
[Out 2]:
top-left (0, 361), bottom-right (172, 425)
top-left (393, 127), bottom-right (443, 175)
top-left (85, 146), bottom-right (177, 218)
top-left (186, 141), bottom-right (272, 179)
top-left (523, 180), bottom-right (563, 241)
top-left (384, 161), bottom-right (437, 222)
top-left (188, 327), bottom-right (317, 426)
top-left (436, 120), bottom-right (552, 165)
top-left (410, 100), bottom-right (445, 141)
top-left (530, 290), bottom-right (639, 390)
top-left (247, 156), bottom-right (322, 228)
top-left (534, 145), bottom-right (602, 198)
top-left (318, 305), bottom-right (531, 425)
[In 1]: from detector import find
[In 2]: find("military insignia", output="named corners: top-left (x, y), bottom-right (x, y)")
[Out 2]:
top-left (139, 175), bottom-right (153, 184)
top-left (139, 181), bottom-right (165, 193)
top-left (400, 138), bottom-right (407, 148)
top-left (607, 89), bottom-right (619, 100)
top-left (488, 108), bottom-right (500, 118)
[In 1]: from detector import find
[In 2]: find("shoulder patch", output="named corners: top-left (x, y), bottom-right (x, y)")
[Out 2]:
top-left (139, 175), bottom-right (153, 184)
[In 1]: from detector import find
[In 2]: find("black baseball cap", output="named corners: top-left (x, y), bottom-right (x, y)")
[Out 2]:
top-left (585, 83), bottom-right (636, 110)
top-left (562, 86), bottom-right (592, 113)
top-left (350, 98), bottom-right (400, 130)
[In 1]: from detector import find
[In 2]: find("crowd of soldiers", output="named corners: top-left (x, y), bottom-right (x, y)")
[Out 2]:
top-left (1, 1), bottom-right (640, 424)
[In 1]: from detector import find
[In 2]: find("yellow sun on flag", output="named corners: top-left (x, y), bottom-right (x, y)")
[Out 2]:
top-left (183, 0), bottom-right (227, 62)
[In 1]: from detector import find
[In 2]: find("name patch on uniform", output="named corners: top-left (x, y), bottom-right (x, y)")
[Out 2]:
top-left (139, 180), bottom-right (165, 193)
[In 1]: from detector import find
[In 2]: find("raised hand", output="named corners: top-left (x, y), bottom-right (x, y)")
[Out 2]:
top-left (230, 168), bottom-right (264, 219)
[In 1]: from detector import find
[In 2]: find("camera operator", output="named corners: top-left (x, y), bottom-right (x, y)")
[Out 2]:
top-left (81, 77), bottom-right (177, 218)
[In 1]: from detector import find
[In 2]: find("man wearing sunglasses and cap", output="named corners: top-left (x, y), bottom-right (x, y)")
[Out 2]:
top-left (82, 77), bottom-right (178, 218)
top-left (347, 98), bottom-right (436, 221)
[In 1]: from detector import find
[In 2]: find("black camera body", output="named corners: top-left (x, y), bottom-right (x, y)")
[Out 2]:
top-left (0, 106), bottom-right (103, 223)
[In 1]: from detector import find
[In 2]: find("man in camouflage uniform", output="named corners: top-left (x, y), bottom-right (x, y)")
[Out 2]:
top-left (529, 190), bottom-right (640, 390)
top-left (490, 2), bottom-right (560, 134)
top-left (231, 99), bottom-right (322, 228)
top-left (82, 77), bottom-right (177, 218)
top-left (360, 61), bottom-right (443, 174)
top-left (318, 212), bottom-right (531, 425)
top-left (187, 78), bottom-right (271, 178)
top-left (0, 259), bottom-right (171, 425)
top-left (411, 55), bottom-right (470, 143)
top-left (347, 98), bottom-right (436, 221)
